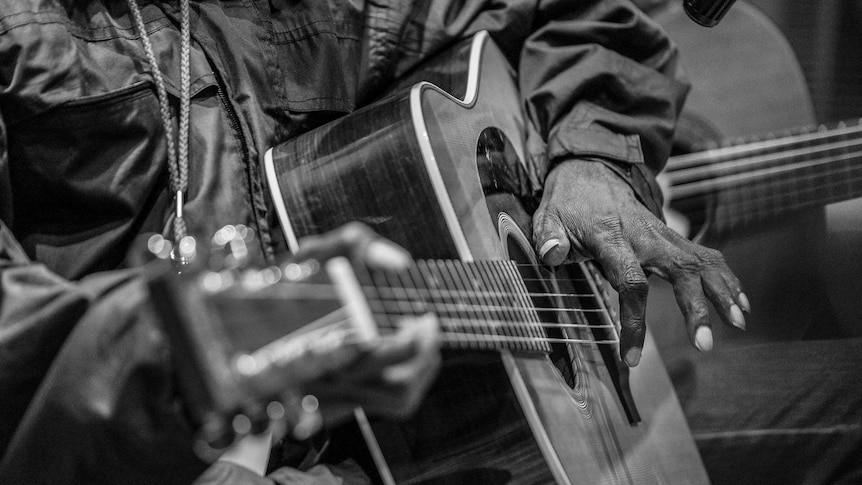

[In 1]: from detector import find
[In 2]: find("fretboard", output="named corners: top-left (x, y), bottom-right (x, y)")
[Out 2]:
top-left (351, 259), bottom-right (615, 354)
top-left (665, 119), bottom-right (862, 233)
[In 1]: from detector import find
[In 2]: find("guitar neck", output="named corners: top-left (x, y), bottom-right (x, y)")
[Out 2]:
top-left (665, 119), bottom-right (862, 232)
top-left (346, 259), bottom-right (618, 354)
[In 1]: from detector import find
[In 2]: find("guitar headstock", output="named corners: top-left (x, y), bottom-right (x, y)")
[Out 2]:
top-left (145, 225), bottom-right (378, 459)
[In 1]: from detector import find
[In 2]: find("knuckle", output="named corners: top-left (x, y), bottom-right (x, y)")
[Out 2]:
top-left (633, 216), bottom-right (660, 237)
top-left (690, 301), bottom-right (710, 322)
top-left (699, 247), bottom-right (725, 263)
top-left (341, 221), bottom-right (372, 242)
top-left (596, 216), bottom-right (624, 241)
top-left (621, 266), bottom-right (648, 294)
top-left (669, 251), bottom-right (697, 272)
top-left (620, 317), bottom-right (646, 339)
top-left (296, 234), bottom-right (320, 249)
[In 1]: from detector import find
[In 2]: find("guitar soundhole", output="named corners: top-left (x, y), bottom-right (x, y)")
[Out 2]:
top-left (476, 127), bottom-right (592, 413)
top-left (495, 212), bottom-right (592, 419)
top-left (475, 127), bottom-right (532, 199)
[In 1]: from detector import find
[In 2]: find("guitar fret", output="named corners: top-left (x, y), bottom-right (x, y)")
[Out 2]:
top-left (479, 260), bottom-right (526, 349)
top-left (356, 260), bottom-right (555, 353)
top-left (459, 261), bottom-right (507, 349)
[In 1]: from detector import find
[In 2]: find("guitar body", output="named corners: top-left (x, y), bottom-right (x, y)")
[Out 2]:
top-left (265, 33), bottom-right (707, 484)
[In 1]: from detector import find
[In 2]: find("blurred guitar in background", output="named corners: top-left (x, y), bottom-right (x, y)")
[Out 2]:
top-left (636, 0), bottom-right (862, 360)
top-left (632, 2), bottom-right (862, 481)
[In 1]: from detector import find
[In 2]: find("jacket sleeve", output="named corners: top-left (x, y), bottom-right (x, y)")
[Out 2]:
top-left (516, 0), bottom-right (689, 216)
top-left (0, 111), bottom-right (208, 483)
top-left (391, 0), bottom-right (689, 216)
top-left (0, 235), bottom-right (209, 484)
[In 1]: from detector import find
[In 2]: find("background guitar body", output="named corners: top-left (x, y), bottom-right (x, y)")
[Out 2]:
top-left (635, 2), bottom-right (862, 482)
top-left (644, 0), bottom-right (861, 356)
top-left (266, 33), bottom-right (708, 484)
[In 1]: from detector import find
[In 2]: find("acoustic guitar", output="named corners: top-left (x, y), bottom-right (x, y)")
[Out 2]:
top-left (262, 31), bottom-right (707, 484)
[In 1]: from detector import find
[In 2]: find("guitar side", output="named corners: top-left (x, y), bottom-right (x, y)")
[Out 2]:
top-left (266, 32), bottom-right (707, 484)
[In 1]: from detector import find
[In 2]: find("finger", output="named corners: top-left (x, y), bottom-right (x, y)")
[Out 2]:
top-left (344, 314), bottom-right (438, 379)
top-left (594, 242), bottom-right (649, 367)
top-left (702, 270), bottom-right (746, 331)
top-left (294, 222), bottom-right (411, 270)
top-left (720, 268), bottom-right (751, 313)
top-left (348, 338), bottom-right (420, 379)
top-left (382, 314), bottom-right (441, 384)
top-left (295, 222), bottom-right (374, 259)
top-left (671, 272), bottom-right (713, 352)
top-left (314, 317), bottom-right (441, 420)
top-left (532, 207), bottom-right (575, 266)
top-left (660, 235), bottom-right (749, 329)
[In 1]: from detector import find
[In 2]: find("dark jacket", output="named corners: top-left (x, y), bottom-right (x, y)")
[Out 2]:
top-left (0, 0), bottom-right (688, 483)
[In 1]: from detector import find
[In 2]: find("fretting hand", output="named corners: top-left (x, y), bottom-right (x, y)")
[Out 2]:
top-left (218, 223), bottom-right (440, 475)
top-left (289, 222), bottom-right (441, 424)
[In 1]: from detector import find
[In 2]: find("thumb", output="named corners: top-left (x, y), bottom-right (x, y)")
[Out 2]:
top-left (532, 207), bottom-right (571, 267)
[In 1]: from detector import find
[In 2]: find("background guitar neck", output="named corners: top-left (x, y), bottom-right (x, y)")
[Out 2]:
top-left (665, 119), bottom-right (862, 234)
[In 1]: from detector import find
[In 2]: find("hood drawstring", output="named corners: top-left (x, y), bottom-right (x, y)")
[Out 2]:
top-left (126, 0), bottom-right (192, 253)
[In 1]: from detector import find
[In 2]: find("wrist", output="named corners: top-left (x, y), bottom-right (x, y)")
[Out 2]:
top-left (550, 157), bottom-right (664, 219)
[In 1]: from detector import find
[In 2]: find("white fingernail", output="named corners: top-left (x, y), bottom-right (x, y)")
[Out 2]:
top-left (730, 304), bottom-right (746, 330)
top-left (695, 326), bottom-right (713, 352)
top-left (539, 239), bottom-right (560, 260)
top-left (624, 347), bottom-right (642, 367)
top-left (738, 292), bottom-right (751, 313)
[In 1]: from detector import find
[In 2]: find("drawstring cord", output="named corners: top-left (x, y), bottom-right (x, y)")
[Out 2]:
top-left (126, 0), bottom-right (192, 246)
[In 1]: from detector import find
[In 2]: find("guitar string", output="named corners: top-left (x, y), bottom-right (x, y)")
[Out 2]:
top-left (223, 285), bottom-right (618, 341)
top-left (292, 307), bottom-right (619, 349)
top-left (236, 283), bottom-right (607, 311)
top-left (309, 329), bottom-right (619, 348)
top-left (679, 165), bottom-right (862, 216)
top-left (367, 296), bottom-right (609, 316)
top-left (669, 159), bottom-right (862, 223)
top-left (666, 120), bottom-right (862, 170)
top-left (433, 332), bottom-right (617, 346)
top-left (369, 284), bottom-right (599, 301)
top-left (669, 148), bottom-right (862, 199)
top-left (309, 315), bottom-right (618, 347)
top-left (670, 144), bottom-right (862, 199)
top-left (667, 134), bottom-right (862, 184)
top-left (666, 124), bottom-right (862, 215)
top-left (415, 315), bottom-right (615, 330)
top-left (670, 142), bottom-right (862, 199)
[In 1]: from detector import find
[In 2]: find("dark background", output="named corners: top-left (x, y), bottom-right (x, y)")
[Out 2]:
top-left (747, 0), bottom-right (862, 122)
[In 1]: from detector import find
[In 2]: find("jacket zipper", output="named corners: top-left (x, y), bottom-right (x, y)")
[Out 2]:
top-left (212, 71), bottom-right (274, 263)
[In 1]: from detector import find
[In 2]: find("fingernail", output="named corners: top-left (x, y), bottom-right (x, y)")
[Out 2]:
top-left (366, 240), bottom-right (412, 270)
top-left (624, 347), bottom-right (642, 367)
top-left (538, 239), bottom-right (560, 261)
top-left (695, 326), bottom-right (713, 352)
top-left (738, 292), bottom-right (751, 313)
top-left (730, 304), bottom-right (746, 330)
